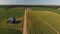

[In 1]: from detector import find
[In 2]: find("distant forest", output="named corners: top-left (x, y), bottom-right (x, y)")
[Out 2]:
top-left (0, 5), bottom-right (60, 9)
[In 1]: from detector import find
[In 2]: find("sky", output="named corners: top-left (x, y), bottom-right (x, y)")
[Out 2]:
top-left (0, 0), bottom-right (60, 5)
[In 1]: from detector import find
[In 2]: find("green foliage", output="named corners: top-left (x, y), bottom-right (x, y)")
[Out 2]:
top-left (0, 28), bottom-right (22, 34)
top-left (35, 11), bottom-right (60, 33)
top-left (0, 7), bottom-right (24, 34)
top-left (0, 7), bottom-right (24, 28)
top-left (27, 11), bottom-right (56, 34)
top-left (27, 6), bottom-right (60, 34)
top-left (0, 8), bottom-right (24, 21)
top-left (31, 7), bottom-right (60, 14)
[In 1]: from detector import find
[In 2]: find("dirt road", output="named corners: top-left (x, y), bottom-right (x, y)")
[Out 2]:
top-left (23, 8), bottom-right (27, 34)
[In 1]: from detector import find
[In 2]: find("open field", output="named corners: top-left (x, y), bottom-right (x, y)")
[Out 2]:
top-left (30, 7), bottom-right (60, 14)
top-left (27, 7), bottom-right (60, 34)
top-left (0, 7), bottom-right (24, 34)
top-left (0, 28), bottom-right (21, 34)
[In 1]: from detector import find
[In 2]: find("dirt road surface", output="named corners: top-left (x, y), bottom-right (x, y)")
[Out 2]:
top-left (23, 8), bottom-right (27, 34)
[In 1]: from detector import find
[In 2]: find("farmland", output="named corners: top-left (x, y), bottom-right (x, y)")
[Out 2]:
top-left (0, 7), bottom-right (24, 34)
top-left (27, 7), bottom-right (60, 34)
